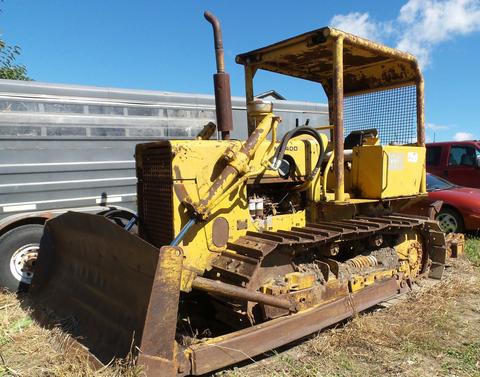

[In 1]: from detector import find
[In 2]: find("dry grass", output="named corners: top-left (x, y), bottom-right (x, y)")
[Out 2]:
top-left (0, 241), bottom-right (479, 376)
top-left (0, 293), bottom-right (143, 376)
top-left (219, 255), bottom-right (480, 377)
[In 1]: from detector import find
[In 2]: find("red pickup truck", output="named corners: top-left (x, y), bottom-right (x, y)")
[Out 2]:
top-left (426, 140), bottom-right (480, 188)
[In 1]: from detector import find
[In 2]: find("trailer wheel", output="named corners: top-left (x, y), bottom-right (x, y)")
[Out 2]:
top-left (0, 224), bottom-right (44, 291)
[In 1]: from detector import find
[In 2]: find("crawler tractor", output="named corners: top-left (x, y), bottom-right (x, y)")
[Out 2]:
top-left (30, 12), bottom-right (447, 377)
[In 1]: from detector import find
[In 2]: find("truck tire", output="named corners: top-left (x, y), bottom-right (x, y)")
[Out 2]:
top-left (0, 224), bottom-right (44, 291)
top-left (437, 207), bottom-right (464, 234)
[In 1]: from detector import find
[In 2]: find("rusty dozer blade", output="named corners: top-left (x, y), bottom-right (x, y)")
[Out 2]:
top-left (29, 212), bottom-right (185, 373)
top-left (28, 212), bottom-right (423, 376)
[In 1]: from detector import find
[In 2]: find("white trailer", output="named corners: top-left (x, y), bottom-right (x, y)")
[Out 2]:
top-left (0, 79), bottom-right (328, 290)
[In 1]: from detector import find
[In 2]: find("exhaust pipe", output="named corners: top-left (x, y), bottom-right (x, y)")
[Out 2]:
top-left (204, 11), bottom-right (233, 140)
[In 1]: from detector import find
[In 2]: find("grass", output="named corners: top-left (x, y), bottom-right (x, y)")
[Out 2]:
top-left (0, 292), bottom-right (143, 376)
top-left (443, 341), bottom-right (480, 375)
top-left (465, 237), bottom-right (480, 265)
top-left (0, 243), bottom-right (479, 376)
top-left (219, 256), bottom-right (480, 377)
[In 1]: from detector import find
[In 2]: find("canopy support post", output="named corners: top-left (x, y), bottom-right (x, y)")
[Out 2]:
top-left (333, 35), bottom-right (345, 202)
top-left (245, 66), bottom-right (256, 136)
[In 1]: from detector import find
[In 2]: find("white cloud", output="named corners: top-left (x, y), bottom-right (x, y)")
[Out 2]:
top-left (330, 12), bottom-right (382, 40)
top-left (329, 0), bottom-right (480, 67)
top-left (396, 0), bottom-right (480, 66)
top-left (426, 123), bottom-right (450, 130)
top-left (453, 131), bottom-right (475, 140)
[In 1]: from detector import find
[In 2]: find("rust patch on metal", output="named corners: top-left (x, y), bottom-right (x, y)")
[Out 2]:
top-left (29, 212), bottom-right (161, 363)
top-left (192, 276), bottom-right (293, 310)
top-left (236, 27), bottom-right (421, 97)
top-left (446, 233), bottom-right (465, 258)
top-left (212, 217), bottom-right (229, 247)
top-left (138, 145), bottom-right (174, 247)
top-left (428, 200), bottom-right (443, 220)
top-left (213, 73), bottom-right (233, 139)
top-left (196, 121), bottom-right (216, 140)
top-left (333, 35), bottom-right (345, 202)
top-left (236, 219), bottom-right (248, 230)
top-left (138, 246), bottom-right (185, 375)
top-left (205, 11), bottom-right (233, 140)
top-left (197, 165), bottom-right (238, 214)
top-left (188, 278), bottom-right (399, 375)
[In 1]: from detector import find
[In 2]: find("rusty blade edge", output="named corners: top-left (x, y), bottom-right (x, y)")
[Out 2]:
top-left (187, 277), bottom-right (399, 375)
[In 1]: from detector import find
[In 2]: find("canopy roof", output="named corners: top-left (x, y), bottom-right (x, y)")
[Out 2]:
top-left (236, 27), bottom-right (421, 97)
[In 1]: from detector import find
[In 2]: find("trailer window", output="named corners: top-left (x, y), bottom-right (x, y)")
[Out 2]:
top-left (127, 107), bottom-right (158, 116)
top-left (91, 127), bottom-right (126, 137)
top-left (0, 125), bottom-right (41, 136)
top-left (44, 103), bottom-right (84, 114)
top-left (88, 105), bottom-right (124, 115)
top-left (0, 100), bottom-right (39, 112)
top-left (46, 127), bottom-right (87, 136)
top-left (165, 127), bottom-right (191, 137)
top-left (129, 128), bottom-right (165, 137)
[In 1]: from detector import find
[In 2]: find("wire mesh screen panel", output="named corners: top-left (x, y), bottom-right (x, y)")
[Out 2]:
top-left (344, 85), bottom-right (417, 145)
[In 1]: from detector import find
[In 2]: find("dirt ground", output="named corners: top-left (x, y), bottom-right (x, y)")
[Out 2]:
top-left (0, 239), bottom-right (479, 377)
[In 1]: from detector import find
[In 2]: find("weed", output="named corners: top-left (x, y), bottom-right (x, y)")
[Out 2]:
top-left (466, 237), bottom-right (480, 265)
top-left (219, 258), bottom-right (480, 377)
top-left (442, 341), bottom-right (480, 376)
top-left (0, 256), bottom-right (478, 376)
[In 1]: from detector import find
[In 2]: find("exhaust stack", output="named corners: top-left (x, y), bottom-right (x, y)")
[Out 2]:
top-left (204, 11), bottom-right (233, 140)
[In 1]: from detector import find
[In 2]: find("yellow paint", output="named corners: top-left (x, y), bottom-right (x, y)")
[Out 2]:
top-left (167, 133), bottom-right (321, 288)
top-left (236, 26), bottom-right (421, 99)
top-left (136, 23), bottom-right (431, 293)
top-left (148, 119), bottom-right (430, 291)
top-left (259, 272), bottom-right (317, 295)
top-left (351, 145), bottom-right (426, 199)
top-left (395, 230), bottom-right (424, 278)
top-left (348, 270), bottom-right (395, 292)
top-left (285, 272), bottom-right (316, 291)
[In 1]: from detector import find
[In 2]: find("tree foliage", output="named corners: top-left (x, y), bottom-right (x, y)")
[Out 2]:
top-left (0, 40), bottom-right (30, 80)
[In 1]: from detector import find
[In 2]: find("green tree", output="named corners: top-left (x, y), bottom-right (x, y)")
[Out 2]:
top-left (0, 39), bottom-right (30, 80)
top-left (0, 0), bottom-right (30, 81)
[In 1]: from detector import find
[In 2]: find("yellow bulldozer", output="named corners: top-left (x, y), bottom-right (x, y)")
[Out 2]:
top-left (29, 11), bottom-right (447, 377)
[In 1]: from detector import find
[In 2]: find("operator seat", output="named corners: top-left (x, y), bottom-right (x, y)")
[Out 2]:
top-left (344, 129), bottom-right (378, 149)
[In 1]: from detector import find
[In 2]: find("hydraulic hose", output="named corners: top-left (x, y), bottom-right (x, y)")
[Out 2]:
top-left (272, 126), bottom-right (326, 184)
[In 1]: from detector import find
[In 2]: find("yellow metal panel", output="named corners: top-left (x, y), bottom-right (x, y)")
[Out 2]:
top-left (351, 145), bottom-right (425, 199)
top-left (236, 27), bottom-right (421, 97)
top-left (164, 136), bottom-right (327, 288)
top-left (141, 134), bottom-right (427, 292)
top-left (285, 272), bottom-right (316, 291)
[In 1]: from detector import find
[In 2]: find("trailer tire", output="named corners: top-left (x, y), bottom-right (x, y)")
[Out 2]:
top-left (0, 224), bottom-right (44, 291)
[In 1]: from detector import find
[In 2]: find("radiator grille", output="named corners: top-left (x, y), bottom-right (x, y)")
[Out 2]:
top-left (138, 145), bottom-right (174, 247)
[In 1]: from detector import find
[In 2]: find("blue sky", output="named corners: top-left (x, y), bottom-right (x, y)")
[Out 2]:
top-left (2, 0), bottom-right (479, 142)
